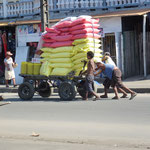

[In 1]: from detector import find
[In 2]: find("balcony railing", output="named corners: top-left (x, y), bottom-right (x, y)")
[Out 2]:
top-left (0, 0), bottom-right (149, 19)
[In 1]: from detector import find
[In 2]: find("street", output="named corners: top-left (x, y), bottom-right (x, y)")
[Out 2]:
top-left (0, 93), bottom-right (150, 150)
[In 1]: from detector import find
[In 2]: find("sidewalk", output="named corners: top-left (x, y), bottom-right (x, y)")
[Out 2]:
top-left (0, 75), bottom-right (150, 93)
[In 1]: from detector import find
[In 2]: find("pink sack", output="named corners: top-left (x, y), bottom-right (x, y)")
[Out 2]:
top-left (43, 38), bottom-right (56, 43)
top-left (70, 23), bottom-right (99, 31)
top-left (42, 33), bottom-right (58, 38)
top-left (43, 43), bottom-right (52, 47)
top-left (71, 18), bottom-right (99, 26)
top-left (58, 27), bottom-right (69, 32)
top-left (60, 32), bottom-right (70, 36)
top-left (50, 41), bottom-right (73, 48)
top-left (51, 35), bottom-right (73, 42)
top-left (55, 21), bottom-right (72, 29)
top-left (46, 27), bottom-right (60, 34)
top-left (72, 33), bottom-right (101, 40)
top-left (71, 28), bottom-right (100, 35)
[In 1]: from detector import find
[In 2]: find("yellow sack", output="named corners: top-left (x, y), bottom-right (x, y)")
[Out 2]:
top-left (71, 52), bottom-right (86, 61)
top-left (21, 62), bottom-right (28, 74)
top-left (51, 68), bottom-right (72, 76)
top-left (73, 38), bottom-right (100, 45)
top-left (40, 58), bottom-right (50, 62)
top-left (49, 63), bottom-right (74, 68)
top-left (33, 63), bottom-right (41, 75)
top-left (75, 69), bottom-right (82, 76)
top-left (41, 47), bottom-right (53, 52)
top-left (40, 61), bottom-right (52, 76)
top-left (84, 48), bottom-right (103, 53)
top-left (94, 53), bottom-right (103, 58)
top-left (27, 62), bottom-right (33, 75)
top-left (94, 57), bottom-right (102, 63)
top-left (73, 57), bottom-right (87, 65)
top-left (40, 53), bottom-right (51, 58)
top-left (52, 46), bottom-right (74, 53)
top-left (74, 43), bottom-right (101, 52)
top-left (49, 52), bottom-right (74, 58)
top-left (73, 63), bottom-right (84, 70)
top-left (49, 58), bottom-right (72, 63)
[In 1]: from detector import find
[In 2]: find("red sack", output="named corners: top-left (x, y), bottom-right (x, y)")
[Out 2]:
top-left (55, 21), bottom-right (72, 29)
top-left (71, 28), bottom-right (100, 35)
top-left (51, 35), bottom-right (73, 42)
top-left (43, 38), bottom-right (56, 43)
top-left (42, 33), bottom-right (58, 38)
top-left (70, 23), bottom-right (99, 31)
top-left (71, 18), bottom-right (99, 26)
top-left (43, 43), bottom-right (52, 47)
top-left (50, 41), bottom-right (73, 48)
top-left (60, 32), bottom-right (70, 36)
top-left (46, 27), bottom-right (60, 34)
top-left (72, 33), bottom-right (101, 40)
top-left (58, 27), bottom-right (69, 32)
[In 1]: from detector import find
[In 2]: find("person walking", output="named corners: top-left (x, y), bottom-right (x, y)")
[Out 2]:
top-left (4, 51), bottom-right (17, 88)
top-left (94, 61), bottom-right (137, 100)
top-left (81, 51), bottom-right (100, 100)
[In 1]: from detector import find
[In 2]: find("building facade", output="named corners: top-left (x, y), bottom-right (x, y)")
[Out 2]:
top-left (0, 0), bottom-right (150, 84)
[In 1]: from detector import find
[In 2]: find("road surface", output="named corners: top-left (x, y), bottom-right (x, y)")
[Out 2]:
top-left (0, 93), bottom-right (150, 150)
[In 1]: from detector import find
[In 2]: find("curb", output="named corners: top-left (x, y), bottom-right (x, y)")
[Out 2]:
top-left (0, 88), bottom-right (150, 94)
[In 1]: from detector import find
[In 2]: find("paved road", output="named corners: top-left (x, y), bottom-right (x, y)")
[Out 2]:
top-left (0, 93), bottom-right (150, 150)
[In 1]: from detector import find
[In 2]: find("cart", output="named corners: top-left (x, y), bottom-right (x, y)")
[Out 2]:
top-left (18, 73), bottom-right (97, 101)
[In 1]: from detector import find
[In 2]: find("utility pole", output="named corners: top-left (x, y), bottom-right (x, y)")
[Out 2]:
top-left (40, 0), bottom-right (50, 32)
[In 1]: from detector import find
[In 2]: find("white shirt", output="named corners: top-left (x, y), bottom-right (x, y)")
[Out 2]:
top-left (4, 57), bottom-right (14, 71)
top-left (105, 56), bottom-right (116, 67)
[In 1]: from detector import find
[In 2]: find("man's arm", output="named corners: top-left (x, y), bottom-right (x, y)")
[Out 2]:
top-left (94, 69), bottom-right (102, 76)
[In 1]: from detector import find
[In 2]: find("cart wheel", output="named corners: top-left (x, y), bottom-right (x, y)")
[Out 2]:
top-left (58, 81), bottom-right (76, 101)
top-left (77, 80), bottom-right (95, 98)
top-left (38, 81), bottom-right (52, 98)
top-left (18, 82), bottom-right (35, 100)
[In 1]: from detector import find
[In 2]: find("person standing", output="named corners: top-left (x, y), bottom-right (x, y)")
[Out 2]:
top-left (99, 52), bottom-right (116, 98)
top-left (81, 51), bottom-right (100, 100)
top-left (4, 51), bottom-right (17, 88)
top-left (94, 61), bottom-right (137, 100)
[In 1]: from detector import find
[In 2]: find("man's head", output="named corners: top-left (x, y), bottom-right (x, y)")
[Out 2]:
top-left (104, 52), bottom-right (110, 56)
top-left (87, 51), bottom-right (94, 60)
top-left (95, 61), bottom-right (105, 70)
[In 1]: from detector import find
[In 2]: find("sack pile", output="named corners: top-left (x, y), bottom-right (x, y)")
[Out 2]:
top-left (40, 15), bottom-right (103, 76)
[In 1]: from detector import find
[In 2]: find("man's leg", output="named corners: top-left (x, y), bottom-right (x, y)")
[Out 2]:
top-left (117, 87), bottom-right (128, 98)
top-left (6, 80), bottom-right (9, 87)
top-left (112, 86), bottom-right (119, 99)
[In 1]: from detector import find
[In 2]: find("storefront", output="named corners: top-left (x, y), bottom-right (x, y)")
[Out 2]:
top-left (0, 26), bottom-right (16, 84)
top-left (0, 23), bottom-right (42, 84)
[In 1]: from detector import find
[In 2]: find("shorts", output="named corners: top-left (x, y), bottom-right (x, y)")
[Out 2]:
top-left (85, 74), bottom-right (94, 92)
top-left (111, 69), bottom-right (124, 88)
top-left (5, 70), bottom-right (15, 80)
top-left (103, 77), bottom-right (111, 89)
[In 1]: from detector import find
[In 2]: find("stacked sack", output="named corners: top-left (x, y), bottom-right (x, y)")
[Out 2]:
top-left (40, 16), bottom-right (103, 76)
top-left (40, 21), bottom-right (74, 76)
top-left (71, 16), bottom-right (103, 75)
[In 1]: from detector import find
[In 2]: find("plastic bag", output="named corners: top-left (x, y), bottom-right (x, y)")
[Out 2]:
top-left (71, 52), bottom-right (86, 61)
top-left (52, 46), bottom-right (73, 53)
top-left (51, 68), bottom-right (72, 76)
top-left (41, 47), bottom-right (54, 52)
top-left (50, 41), bottom-right (73, 48)
top-left (50, 52), bottom-right (74, 58)
top-left (73, 38), bottom-right (100, 45)
top-left (33, 63), bottom-right (41, 75)
top-left (74, 43), bottom-right (101, 52)
top-left (27, 62), bottom-right (33, 75)
top-left (73, 57), bottom-right (87, 65)
top-left (49, 63), bottom-right (74, 68)
top-left (40, 61), bottom-right (52, 76)
top-left (70, 23), bottom-right (99, 31)
top-left (72, 33), bottom-right (101, 40)
top-left (51, 35), bottom-right (73, 42)
top-left (49, 58), bottom-right (72, 63)
top-left (21, 62), bottom-right (28, 74)
top-left (71, 28), bottom-right (100, 35)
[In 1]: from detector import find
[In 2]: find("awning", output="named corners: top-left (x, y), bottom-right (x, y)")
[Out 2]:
top-left (93, 8), bottom-right (150, 18)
